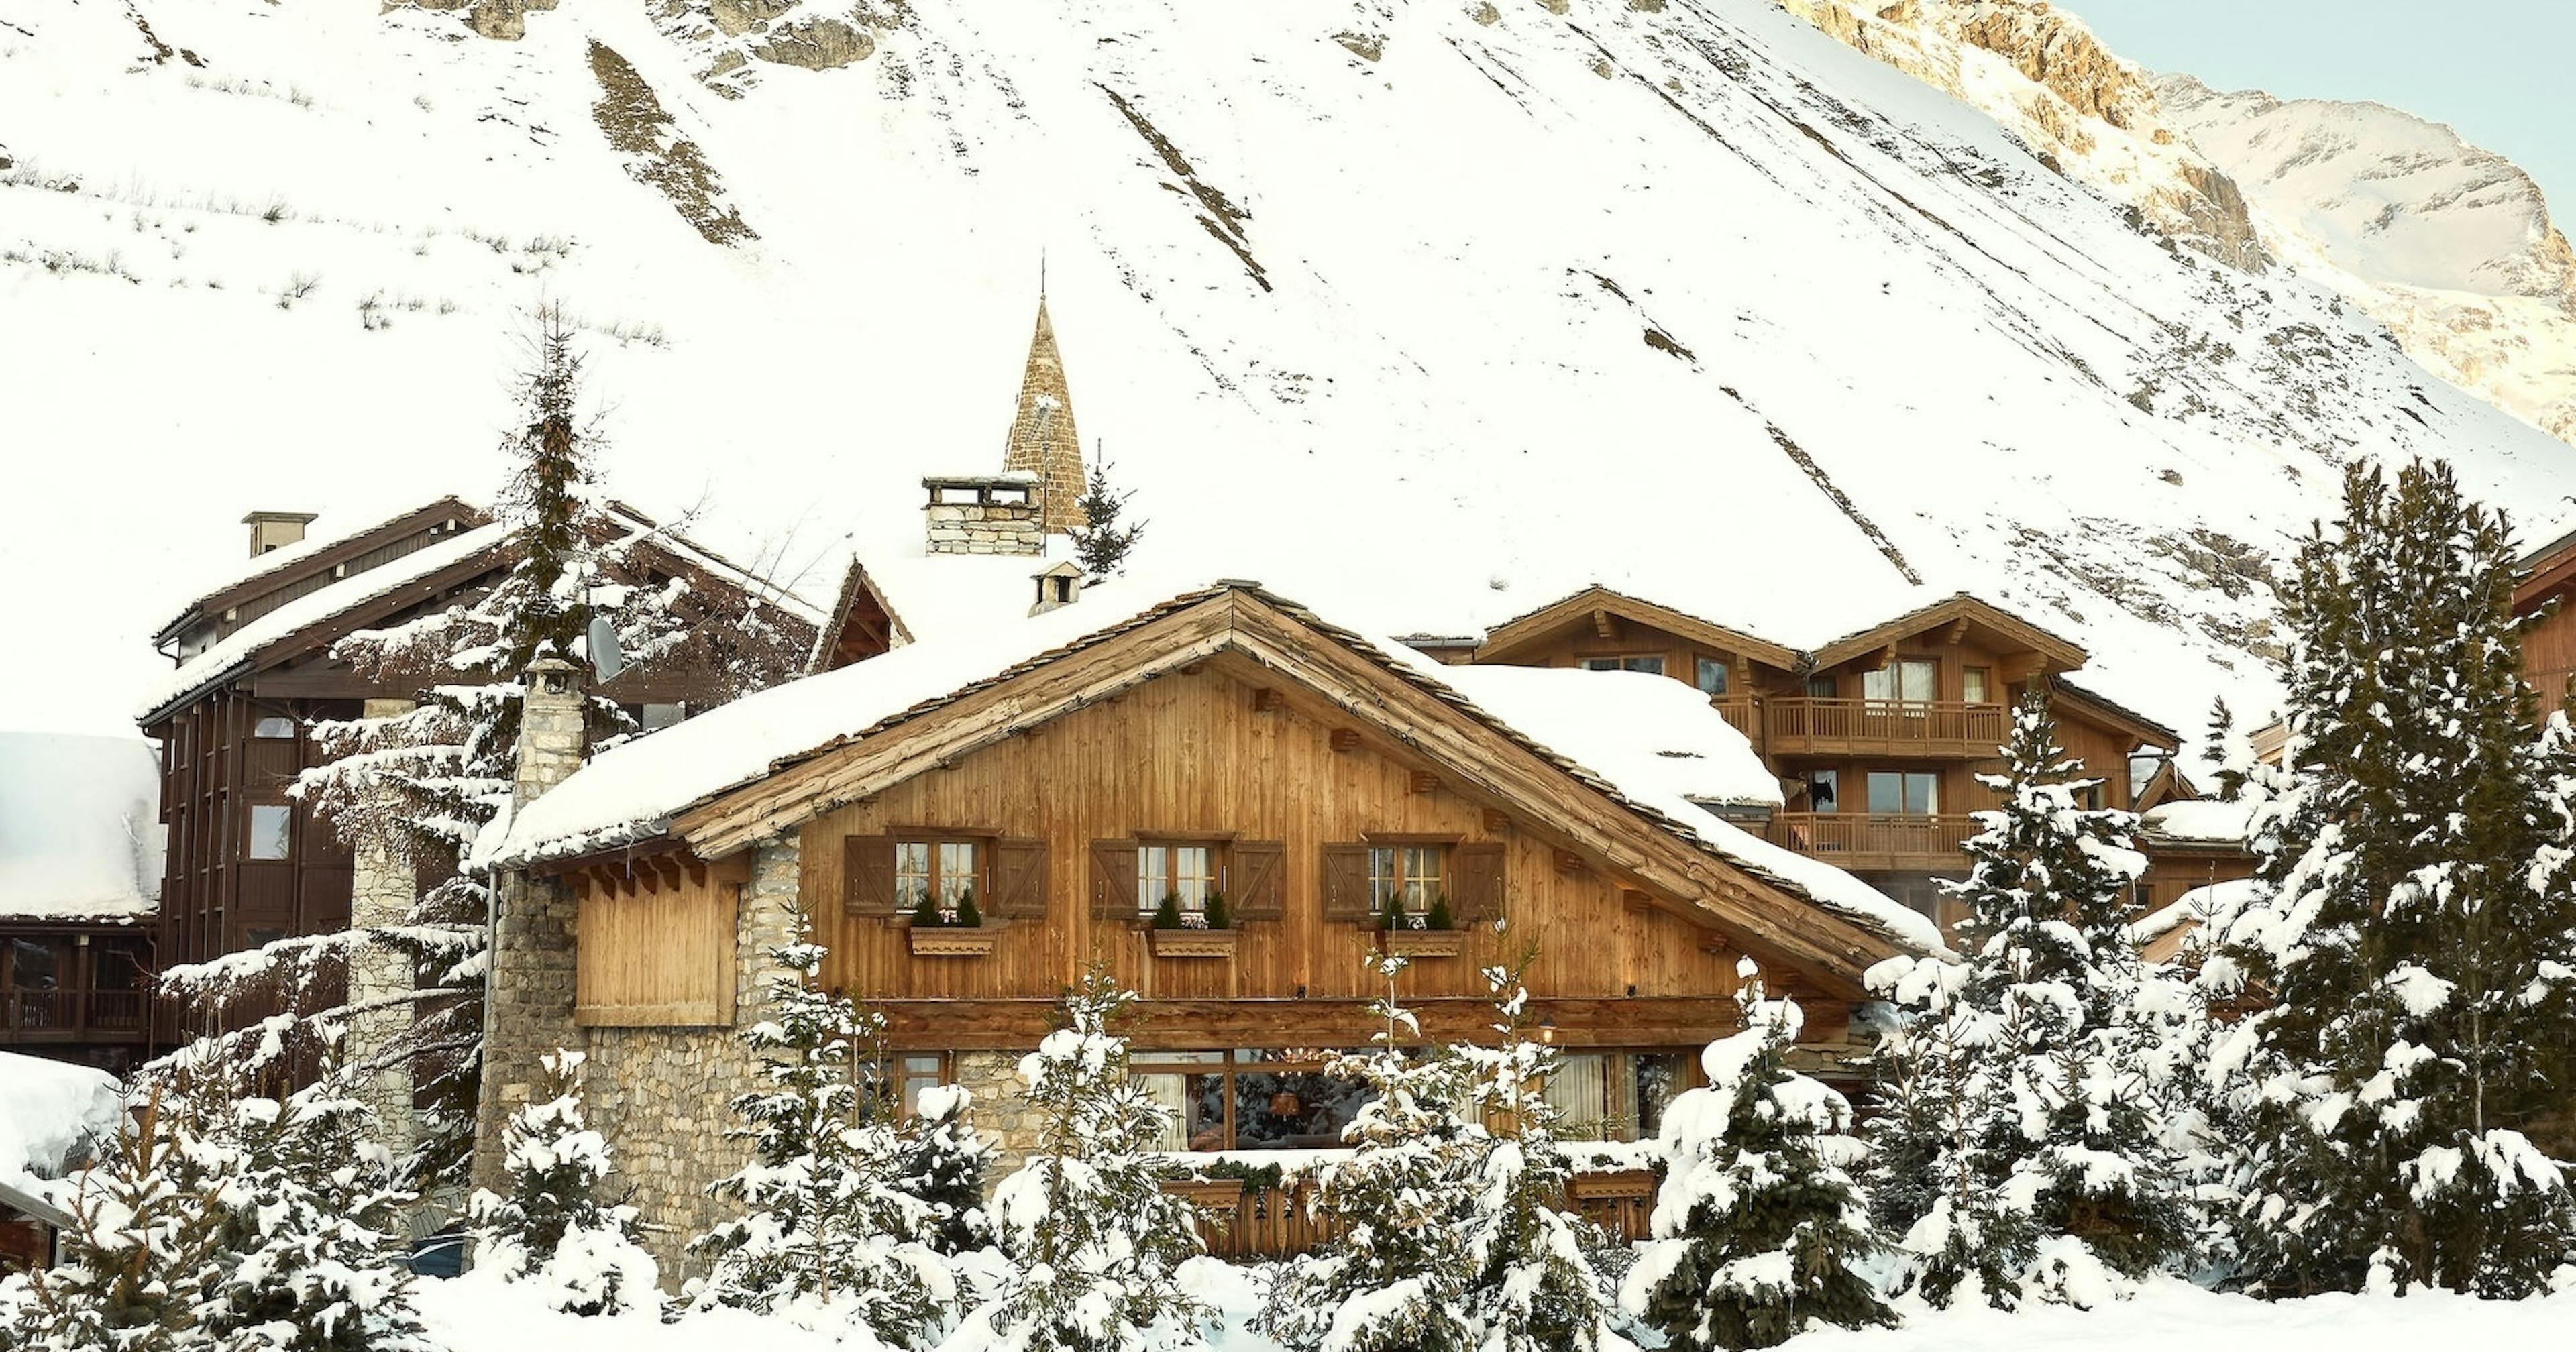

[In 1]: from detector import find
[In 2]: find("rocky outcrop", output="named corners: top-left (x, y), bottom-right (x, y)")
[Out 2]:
top-left (1780, 0), bottom-right (2270, 270)
top-left (650, 0), bottom-right (895, 95)
top-left (588, 40), bottom-right (760, 247)
top-left (394, 0), bottom-right (561, 42)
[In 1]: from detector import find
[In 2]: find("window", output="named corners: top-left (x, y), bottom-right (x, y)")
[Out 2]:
top-left (1695, 657), bottom-right (1731, 697)
top-left (1803, 769), bottom-right (1839, 813)
top-left (1866, 771), bottom-right (1940, 815)
top-left (252, 716), bottom-right (296, 740)
top-left (248, 804), bottom-right (293, 860)
top-left (1632, 1052), bottom-right (1688, 1139)
top-left (1132, 1049), bottom-right (1378, 1152)
top-left (1138, 843), bottom-right (1220, 918)
top-left (1368, 845), bottom-right (1446, 915)
top-left (1962, 667), bottom-right (1992, 705)
top-left (894, 838), bottom-right (980, 911)
top-left (1806, 673), bottom-right (1839, 698)
top-left (1862, 657), bottom-right (1938, 704)
top-left (865, 1052), bottom-right (951, 1119)
top-left (1581, 655), bottom-right (1664, 675)
top-left (1544, 1052), bottom-right (1611, 1137)
top-left (639, 702), bottom-right (685, 732)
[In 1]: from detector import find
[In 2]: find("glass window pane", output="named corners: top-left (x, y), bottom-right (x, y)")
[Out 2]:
top-left (1625, 656), bottom-right (1664, 675)
top-left (1234, 1070), bottom-right (1376, 1150)
top-left (1963, 668), bottom-right (1990, 703)
top-left (1580, 657), bottom-right (1621, 672)
top-left (248, 805), bottom-right (292, 860)
top-left (1867, 772), bottom-right (1904, 815)
top-left (897, 842), bottom-right (932, 908)
top-left (1807, 673), bottom-right (1839, 697)
top-left (1909, 774), bottom-right (1939, 815)
top-left (1696, 659), bottom-right (1729, 696)
top-left (1805, 770), bottom-right (1838, 813)
top-left (1900, 659), bottom-right (1937, 703)
top-left (252, 716), bottom-right (295, 739)
top-left (1544, 1053), bottom-right (1610, 1137)
top-left (1633, 1052), bottom-right (1686, 1139)
top-left (1140, 848), bottom-right (1169, 915)
top-left (1135, 1073), bottom-right (1189, 1151)
top-left (939, 841), bottom-right (977, 905)
top-left (1862, 667), bottom-right (1894, 701)
top-left (1368, 847), bottom-right (1399, 906)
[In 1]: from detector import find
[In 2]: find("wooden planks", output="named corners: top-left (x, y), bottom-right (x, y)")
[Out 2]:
top-left (574, 869), bottom-right (738, 1027)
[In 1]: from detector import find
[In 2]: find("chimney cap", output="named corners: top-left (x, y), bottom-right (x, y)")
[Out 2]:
top-left (525, 655), bottom-right (581, 674)
top-left (921, 473), bottom-right (1038, 490)
top-left (241, 510), bottom-right (321, 526)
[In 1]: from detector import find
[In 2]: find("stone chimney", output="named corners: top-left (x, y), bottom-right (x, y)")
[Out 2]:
top-left (924, 475), bottom-right (1044, 557)
top-left (244, 510), bottom-right (319, 557)
top-left (514, 655), bottom-right (587, 811)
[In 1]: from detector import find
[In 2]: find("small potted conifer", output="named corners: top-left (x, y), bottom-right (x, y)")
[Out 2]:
top-left (1149, 888), bottom-right (1238, 959)
top-left (908, 883), bottom-right (998, 957)
top-left (1379, 892), bottom-right (1464, 958)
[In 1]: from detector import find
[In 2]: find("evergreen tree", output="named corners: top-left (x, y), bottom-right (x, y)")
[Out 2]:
top-left (165, 306), bottom-right (804, 1192)
top-left (198, 1058), bottom-right (438, 1352)
top-left (2210, 459), bottom-right (2576, 1297)
top-left (1258, 956), bottom-right (1481, 1352)
top-left (969, 971), bottom-right (1210, 1352)
top-left (1454, 944), bottom-right (1633, 1352)
top-left (0, 1086), bottom-right (234, 1352)
top-left (692, 923), bottom-right (949, 1345)
top-left (1625, 961), bottom-right (1890, 1350)
top-left (889, 1083), bottom-right (997, 1257)
top-left (1870, 695), bottom-right (2193, 1307)
top-left (1065, 455), bottom-right (1145, 581)
top-left (466, 1049), bottom-right (657, 1316)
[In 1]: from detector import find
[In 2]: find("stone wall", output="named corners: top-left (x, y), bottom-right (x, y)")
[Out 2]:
top-left (346, 698), bottom-right (421, 1166)
top-left (952, 1050), bottom-right (1042, 1174)
top-left (583, 836), bottom-right (804, 1284)
top-left (924, 498), bottom-right (1044, 557)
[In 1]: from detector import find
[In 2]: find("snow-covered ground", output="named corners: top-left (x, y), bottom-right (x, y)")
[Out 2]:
top-left (409, 1262), bottom-right (2575, 1352)
top-left (9, 1), bottom-right (2576, 759)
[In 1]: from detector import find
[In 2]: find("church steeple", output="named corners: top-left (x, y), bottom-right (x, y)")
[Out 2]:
top-left (1001, 290), bottom-right (1087, 533)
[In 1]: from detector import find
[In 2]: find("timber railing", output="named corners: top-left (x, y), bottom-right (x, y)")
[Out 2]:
top-left (1165, 1168), bottom-right (1658, 1260)
top-left (1, 988), bottom-right (151, 1041)
top-left (1766, 812), bottom-right (1978, 870)
top-left (1763, 698), bottom-right (2007, 756)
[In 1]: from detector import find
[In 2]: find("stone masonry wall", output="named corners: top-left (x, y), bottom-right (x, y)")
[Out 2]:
top-left (347, 699), bottom-right (421, 1167)
top-left (924, 500), bottom-right (1044, 557)
top-left (583, 836), bottom-right (803, 1285)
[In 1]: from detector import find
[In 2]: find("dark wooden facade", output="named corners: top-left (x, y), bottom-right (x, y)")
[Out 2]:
top-left (1, 919), bottom-right (156, 1072)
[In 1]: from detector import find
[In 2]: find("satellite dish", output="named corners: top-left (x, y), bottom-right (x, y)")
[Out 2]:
top-left (587, 614), bottom-right (625, 683)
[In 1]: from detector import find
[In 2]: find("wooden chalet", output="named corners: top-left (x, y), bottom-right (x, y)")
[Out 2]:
top-left (484, 571), bottom-right (1933, 1273)
top-left (1462, 584), bottom-right (2188, 930)
top-left (2521, 523), bottom-right (2576, 722)
top-left (0, 734), bottom-right (164, 1072)
top-left (133, 500), bottom-right (826, 1034)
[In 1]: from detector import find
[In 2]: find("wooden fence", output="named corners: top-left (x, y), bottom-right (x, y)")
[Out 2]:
top-left (1167, 1168), bottom-right (1659, 1261)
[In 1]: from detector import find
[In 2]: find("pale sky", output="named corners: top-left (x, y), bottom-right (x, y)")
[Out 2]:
top-left (2063, 0), bottom-right (2575, 222)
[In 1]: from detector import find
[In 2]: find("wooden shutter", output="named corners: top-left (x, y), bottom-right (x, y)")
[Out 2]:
top-left (1451, 841), bottom-right (1506, 923)
top-left (1320, 842), bottom-right (1373, 921)
top-left (1089, 840), bottom-right (1140, 919)
top-left (844, 835), bottom-right (896, 916)
top-left (988, 838), bottom-right (1048, 919)
top-left (1230, 840), bottom-right (1286, 920)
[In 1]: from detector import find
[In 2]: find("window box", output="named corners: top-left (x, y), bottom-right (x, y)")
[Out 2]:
top-left (1380, 929), bottom-right (1465, 958)
top-left (1150, 928), bottom-right (1240, 960)
top-left (1160, 1178), bottom-right (1248, 1215)
top-left (908, 926), bottom-right (1000, 958)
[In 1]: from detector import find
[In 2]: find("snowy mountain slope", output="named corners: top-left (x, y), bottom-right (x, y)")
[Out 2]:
top-left (1774, 0), bottom-right (2576, 449)
top-left (4, 0), bottom-right (2573, 753)
top-left (2155, 73), bottom-right (2576, 446)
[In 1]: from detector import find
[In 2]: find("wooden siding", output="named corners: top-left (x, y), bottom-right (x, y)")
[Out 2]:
top-left (574, 870), bottom-right (738, 1027)
top-left (797, 658), bottom-right (1765, 1038)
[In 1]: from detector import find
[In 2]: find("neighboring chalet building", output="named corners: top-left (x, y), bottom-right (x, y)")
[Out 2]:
top-left (483, 570), bottom-right (1937, 1278)
top-left (133, 500), bottom-right (825, 1048)
top-left (2520, 522), bottom-right (2576, 722)
top-left (1451, 585), bottom-right (2189, 930)
top-left (0, 734), bottom-right (164, 1071)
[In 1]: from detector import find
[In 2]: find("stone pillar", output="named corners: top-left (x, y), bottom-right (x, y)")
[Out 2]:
top-left (470, 657), bottom-right (588, 1197)
top-left (348, 698), bottom-right (421, 1165)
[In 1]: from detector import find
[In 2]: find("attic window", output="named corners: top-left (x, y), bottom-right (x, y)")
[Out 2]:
top-left (252, 716), bottom-right (296, 740)
top-left (639, 703), bottom-right (684, 732)
top-left (1581, 655), bottom-right (1664, 676)
top-left (1695, 658), bottom-right (1730, 697)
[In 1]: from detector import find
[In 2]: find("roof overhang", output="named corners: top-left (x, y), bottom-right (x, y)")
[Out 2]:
top-left (2051, 678), bottom-right (2182, 752)
top-left (663, 585), bottom-right (1908, 994)
top-left (1478, 585), bottom-right (1801, 671)
top-left (1808, 592), bottom-right (2086, 673)
top-left (152, 496), bottom-right (486, 649)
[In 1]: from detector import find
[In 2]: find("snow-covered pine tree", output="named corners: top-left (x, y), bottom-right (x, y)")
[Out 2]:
top-left (198, 1054), bottom-right (438, 1352)
top-left (0, 1085), bottom-right (233, 1352)
top-left (466, 1049), bottom-right (657, 1316)
top-left (691, 924), bottom-right (948, 1345)
top-left (970, 971), bottom-right (1210, 1352)
top-left (2210, 458), bottom-right (2576, 1297)
top-left (1065, 455), bottom-right (1145, 581)
top-left (1624, 960), bottom-right (1890, 1351)
top-left (1258, 955), bottom-right (1481, 1352)
top-left (1452, 940), bottom-right (1631, 1352)
top-left (163, 306), bottom-right (804, 1191)
top-left (1864, 951), bottom-right (2028, 1308)
top-left (889, 1083), bottom-right (996, 1257)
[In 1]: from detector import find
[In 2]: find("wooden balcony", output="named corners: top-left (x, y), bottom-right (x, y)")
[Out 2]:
top-left (1766, 813), bottom-right (1977, 871)
top-left (1169, 1168), bottom-right (1655, 1260)
top-left (1764, 698), bottom-right (2008, 758)
top-left (1, 989), bottom-right (152, 1043)
top-left (1711, 697), bottom-right (1759, 741)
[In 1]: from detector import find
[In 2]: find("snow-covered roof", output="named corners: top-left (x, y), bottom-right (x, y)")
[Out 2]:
top-left (148, 494), bottom-right (482, 644)
top-left (496, 572), bottom-right (1938, 954)
top-left (0, 732), bottom-right (163, 922)
top-left (2139, 798), bottom-right (2256, 846)
top-left (135, 520), bottom-right (510, 724)
top-left (2129, 876), bottom-right (2262, 952)
top-left (0, 1051), bottom-right (122, 1188)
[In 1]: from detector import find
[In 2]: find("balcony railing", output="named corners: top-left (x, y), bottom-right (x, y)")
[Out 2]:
top-left (1, 989), bottom-right (152, 1041)
top-left (1764, 698), bottom-right (2008, 757)
top-left (1711, 697), bottom-right (1759, 741)
top-left (1767, 813), bottom-right (1978, 870)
